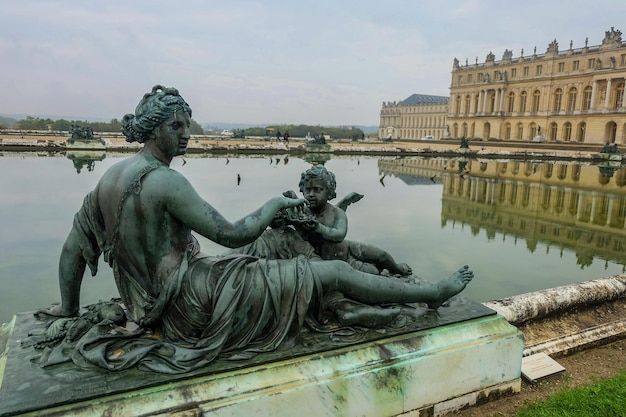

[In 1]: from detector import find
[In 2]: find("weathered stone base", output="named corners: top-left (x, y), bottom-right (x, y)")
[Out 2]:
top-left (1, 314), bottom-right (523, 417)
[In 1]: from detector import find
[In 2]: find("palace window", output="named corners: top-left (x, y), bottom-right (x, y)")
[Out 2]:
top-left (588, 58), bottom-right (595, 69)
top-left (577, 122), bottom-right (586, 142)
top-left (507, 92), bottom-right (515, 112)
top-left (504, 122), bottom-right (511, 139)
top-left (511, 68), bottom-right (517, 78)
top-left (549, 122), bottom-right (558, 141)
top-left (458, 75), bottom-right (463, 85)
top-left (558, 62), bottom-right (565, 72)
top-left (532, 90), bottom-right (541, 112)
top-left (478, 73), bottom-right (483, 82)
top-left (455, 96), bottom-right (461, 113)
top-left (621, 54), bottom-right (626, 66)
top-left (488, 92), bottom-right (496, 112)
top-left (567, 87), bottom-right (577, 111)
top-left (519, 91), bottom-right (528, 112)
top-left (583, 86), bottom-right (592, 110)
top-left (516, 123), bottom-right (523, 140)
top-left (615, 83), bottom-right (624, 108)
top-left (536, 65), bottom-right (543, 75)
top-left (563, 122), bottom-right (572, 142)
top-left (523, 66), bottom-right (529, 76)
top-left (553, 88), bottom-right (563, 112)
top-left (465, 95), bottom-right (471, 113)
top-left (468, 74), bottom-right (473, 82)
top-left (573, 60), bottom-right (580, 70)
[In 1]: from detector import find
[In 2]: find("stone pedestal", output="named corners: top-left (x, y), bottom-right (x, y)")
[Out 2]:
top-left (0, 303), bottom-right (523, 417)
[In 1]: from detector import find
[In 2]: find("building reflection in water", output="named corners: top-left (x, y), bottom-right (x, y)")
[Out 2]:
top-left (380, 157), bottom-right (626, 270)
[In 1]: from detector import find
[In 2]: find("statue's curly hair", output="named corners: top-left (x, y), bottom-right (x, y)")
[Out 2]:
top-left (121, 85), bottom-right (192, 143)
top-left (298, 165), bottom-right (337, 200)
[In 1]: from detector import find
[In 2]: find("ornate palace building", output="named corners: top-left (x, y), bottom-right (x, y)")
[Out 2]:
top-left (378, 94), bottom-right (448, 141)
top-left (447, 27), bottom-right (626, 144)
top-left (380, 27), bottom-right (626, 145)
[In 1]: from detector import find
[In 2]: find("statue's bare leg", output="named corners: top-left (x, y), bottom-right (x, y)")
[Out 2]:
top-left (311, 261), bottom-right (473, 308)
top-left (329, 299), bottom-right (402, 328)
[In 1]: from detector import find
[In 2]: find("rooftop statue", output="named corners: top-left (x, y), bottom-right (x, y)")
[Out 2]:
top-left (32, 85), bottom-right (474, 374)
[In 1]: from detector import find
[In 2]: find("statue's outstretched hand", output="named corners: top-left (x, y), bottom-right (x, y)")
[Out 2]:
top-left (34, 303), bottom-right (77, 318)
top-left (278, 195), bottom-right (307, 209)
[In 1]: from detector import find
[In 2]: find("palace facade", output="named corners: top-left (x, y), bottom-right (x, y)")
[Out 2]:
top-left (449, 27), bottom-right (626, 144)
top-left (378, 94), bottom-right (448, 141)
top-left (381, 27), bottom-right (626, 145)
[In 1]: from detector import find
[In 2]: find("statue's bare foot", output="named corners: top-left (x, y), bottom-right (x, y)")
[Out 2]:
top-left (426, 265), bottom-right (473, 309)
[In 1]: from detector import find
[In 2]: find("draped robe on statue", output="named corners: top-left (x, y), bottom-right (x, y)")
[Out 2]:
top-left (48, 165), bottom-right (322, 374)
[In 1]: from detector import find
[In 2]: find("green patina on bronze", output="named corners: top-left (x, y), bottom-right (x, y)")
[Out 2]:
top-left (20, 85), bottom-right (474, 376)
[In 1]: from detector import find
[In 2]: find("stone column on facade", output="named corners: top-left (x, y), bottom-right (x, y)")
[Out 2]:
top-left (590, 80), bottom-right (598, 110)
top-left (605, 78), bottom-right (613, 110)
top-left (499, 89), bottom-right (505, 113)
top-left (477, 91), bottom-right (484, 115)
top-left (493, 89), bottom-right (500, 113)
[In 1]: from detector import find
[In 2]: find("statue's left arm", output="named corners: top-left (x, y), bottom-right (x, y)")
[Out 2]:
top-left (161, 171), bottom-right (305, 248)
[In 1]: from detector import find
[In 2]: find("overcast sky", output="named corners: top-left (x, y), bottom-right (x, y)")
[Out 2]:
top-left (1, 1), bottom-right (623, 126)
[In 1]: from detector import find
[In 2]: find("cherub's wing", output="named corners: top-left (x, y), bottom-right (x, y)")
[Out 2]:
top-left (336, 192), bottom-right (364, 211)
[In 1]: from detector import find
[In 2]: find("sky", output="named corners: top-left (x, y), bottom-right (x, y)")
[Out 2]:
top-left (1, 0), bottom-right (624, 126)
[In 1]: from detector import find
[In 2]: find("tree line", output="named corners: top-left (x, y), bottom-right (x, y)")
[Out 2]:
top-left (244, 125), bottom-right (366, 140)
top-left (3, 116), bottom-right (205, 135)
top-left (2, 117), bottom-right (367, 140)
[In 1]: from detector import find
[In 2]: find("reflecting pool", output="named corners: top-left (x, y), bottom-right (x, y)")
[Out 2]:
top-left (1, 151), bottom-right (625, 324)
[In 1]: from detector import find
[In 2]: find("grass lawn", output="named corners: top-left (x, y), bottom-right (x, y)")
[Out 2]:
top-left (517, 370), bottom-right (626, 417)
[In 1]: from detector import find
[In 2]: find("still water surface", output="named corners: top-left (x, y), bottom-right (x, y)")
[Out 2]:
top-left (1, 152), bottom-right (625, 324)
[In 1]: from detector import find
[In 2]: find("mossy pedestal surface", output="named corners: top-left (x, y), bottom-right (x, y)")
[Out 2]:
top-left (0, 299), bottom-right (523, 417)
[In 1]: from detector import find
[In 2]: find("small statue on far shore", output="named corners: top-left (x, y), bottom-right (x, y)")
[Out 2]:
top-left (601, 142), bottom-right (619, 155)
top-left (459, 137), bottom-right (470, 149)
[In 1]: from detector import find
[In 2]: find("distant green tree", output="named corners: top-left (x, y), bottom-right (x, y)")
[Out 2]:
top-left (52, 119), bottom-right (72, 131)
top-left (190, 119), bottom-right (204, 135)
top-left (109, 118), bottom-right (122, 133)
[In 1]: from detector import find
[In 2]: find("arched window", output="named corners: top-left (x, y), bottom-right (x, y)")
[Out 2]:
top-left (567, 87), bottom-right (577, 111)
top-left (577, 122), bottom-right (586, 142)
top-left (553, 88), bottom-right (563, 112)
top-left (519, 91), bottom-right (528, 112)
top-left (583, 86), bottom-right (592, 110)
top-left (474, 95), bottom-right (479, 113)
top-left (563, 122), bottom-right (572, 142)
top-left (532, 90), bottom-right (541, 112)
top-left (455, 96), bottom-right (461, 113)
top-left (517, 123), bottom-right (523, 140)
top-left (488, 92), bottom-right (496, 112)
top-left (507, 92), bottom-right (515, 112)
top-left (504, 122), bottom-right (511, 139)
top-left (465, 95), bottom-right (471, 113)
top-left (549, 122), bottom-right (558, 141)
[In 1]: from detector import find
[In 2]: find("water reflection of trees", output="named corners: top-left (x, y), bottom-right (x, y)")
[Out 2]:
top-left (379, 157), bottom-right (626, 269)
